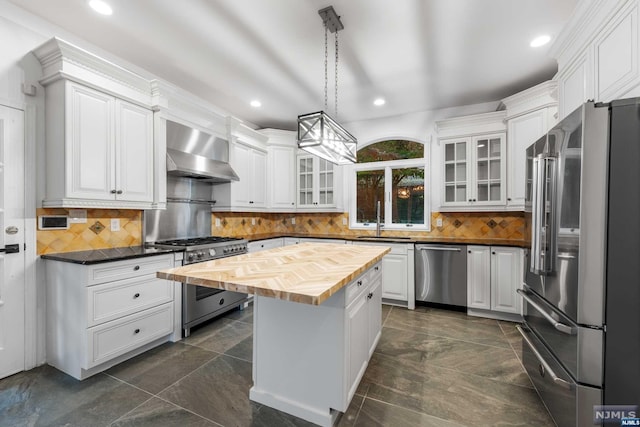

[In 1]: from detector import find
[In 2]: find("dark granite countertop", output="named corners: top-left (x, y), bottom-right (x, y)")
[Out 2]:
top-left (246, 232), bottom-right (527, 248)
top-left (40, 246), bottom-right (179, 265)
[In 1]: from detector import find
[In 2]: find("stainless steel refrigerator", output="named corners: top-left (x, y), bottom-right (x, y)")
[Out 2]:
top-left (518, 99), bottom-right (640, 427)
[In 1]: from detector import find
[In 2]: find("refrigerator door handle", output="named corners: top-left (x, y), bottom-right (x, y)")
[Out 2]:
top-left (517, 289), bottom-right (577, 335)
top-left (531, 154), bottom-right (557, 274)
top-left (516, 325), bottom-right (574, 390)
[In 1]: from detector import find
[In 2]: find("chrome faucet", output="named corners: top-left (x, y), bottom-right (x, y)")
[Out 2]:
top-left (376, 200), bottom-right (381, 237)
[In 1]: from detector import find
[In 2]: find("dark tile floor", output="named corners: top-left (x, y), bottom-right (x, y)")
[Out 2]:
top-left (0, 305), bottom-right (554, 427)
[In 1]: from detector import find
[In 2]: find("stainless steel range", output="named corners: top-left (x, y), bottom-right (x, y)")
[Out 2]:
top-left (145, 119), bottom-right (248, 337)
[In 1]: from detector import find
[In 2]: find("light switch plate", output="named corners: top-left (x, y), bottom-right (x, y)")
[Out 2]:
top-left (342, 218), bottom-right (347, 225)
top-left (251, 218), bottom-right (256, 226)
top-left (215, 218), bottom-right (221, 227)
top-left (110, 218), bottom-right (120, 231)
top-left (291, 218), bottom-right (296, 225)
top-left (436, 218), bottom-right (443, 227)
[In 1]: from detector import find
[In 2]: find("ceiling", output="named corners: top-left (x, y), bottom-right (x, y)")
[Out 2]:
top-left (10, 0), bottom-right (578, 130)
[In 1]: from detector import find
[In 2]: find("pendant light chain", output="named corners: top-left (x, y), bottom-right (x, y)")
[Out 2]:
top-left (335, 31), bottom-right (339, 119)
top-left (324, 24), bottom-right (328, 112)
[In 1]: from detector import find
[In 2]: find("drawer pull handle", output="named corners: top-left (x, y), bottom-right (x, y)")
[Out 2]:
top-left (515, 325), bottom-right (573, 390)
top-left (134, 328), bottom-right (140, 334)
top-left (357, 280), bottom-right (363, 286)
top-left (133, 293), bottom-right (140, 299)
top-left (517, 289), bottom-right (577, 335)
top-left (133, 265), bottom-right (140, 271)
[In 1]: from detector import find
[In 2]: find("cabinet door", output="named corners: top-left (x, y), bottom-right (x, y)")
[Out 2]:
top-left (467, 246), bottom-right (491, 309)
top-left (66, 82), bottom-right (115, 200)
top-left (346, 295), bottom-right (369, 400)
top-left (269, 146), bottom-right (296, 209)
top-left (472, 134), bottom-right (505, 205)
top-left (507, 111), bottom-right (547, 208)
top-left (490, 247), bottom-right (522, 314)
top-left (115, 100), bottom-right (153, 202)
top-left (317, 158), bottom-right (335, 207)
top-left (297, 155), bottom-right (314, 207)
top-left (443, 138), bottom-right (470, 205)
top-left (367, 276), bottom-right (382, 357)
top-left (232, 143), bottom-right (252, 206)
top-left (250, 149), bottom-right (267, 207)
top-left (381, 254), bottom-right (408, 300)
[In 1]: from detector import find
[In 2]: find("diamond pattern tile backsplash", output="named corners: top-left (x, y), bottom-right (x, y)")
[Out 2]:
top-left (36, 208), bottom-right (524, 254)
top-left (37, 208), bottom-right (142, 254)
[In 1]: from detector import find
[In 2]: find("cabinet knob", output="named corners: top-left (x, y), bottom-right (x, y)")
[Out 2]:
top-left (133, 293), bottom-right (140, 298)
top-left (219, 298), bottom-right (225, 305)
top-left (375, 266), bottom-right (379, 271)
top-left (468, 250), bottom-right (471, 254)
top-left (116, 190), bottom-right (123, 194)
top-left (133, 265), bottom-right (140, 271)
top-left (468, 199), bottom-right (472, 202)
top-left (291, 202), bottom-right (294, 205)
top-left (134, 328), bottom-right (140, 334)
top-left (367, 292), bottom-right (373, 299)
top-left (110, 189), bottom-right (117, 194)
top-left (357, 280), bottom-right (363, 286)
top-left (507, 198), bottom-right (512, 201)
top-left (492, 251), bottom-right (496, 255)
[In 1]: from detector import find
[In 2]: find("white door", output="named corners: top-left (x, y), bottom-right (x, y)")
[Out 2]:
top-left (0, 105), bottom-right (26, 379)
top-left (491, 247), bottom-right (523, 314)
top-left (467, 246), bottom-right (491, 310)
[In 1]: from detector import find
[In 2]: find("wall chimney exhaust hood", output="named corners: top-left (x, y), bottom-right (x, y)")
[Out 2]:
top-left (166, 120), bottom-right (239, 183)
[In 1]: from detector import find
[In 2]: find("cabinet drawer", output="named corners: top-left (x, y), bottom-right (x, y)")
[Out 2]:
top-left (87, 275), bottom-right (173, 327)
top-left (84, 303), bottom-right (173, 369)
top-left (87, 254), bottom-right (174, 286)
top-left (368, 262), bottom-right (382, 282)
top-left (346, 273), bottom-right (369, 307)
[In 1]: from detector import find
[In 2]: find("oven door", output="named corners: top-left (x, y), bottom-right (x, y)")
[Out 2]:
top-left (517, 324), bottom-right (602, 427)
top-left (182, 284), bottom-right (247, 330)
top-left (519, 285), bottom-right (603, 387)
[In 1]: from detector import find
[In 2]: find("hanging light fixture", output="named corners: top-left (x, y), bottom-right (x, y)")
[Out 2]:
top-left (297, 6), bottom-right (357, 165)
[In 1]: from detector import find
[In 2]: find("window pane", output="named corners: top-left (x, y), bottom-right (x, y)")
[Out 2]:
top-left (456, 163), bottom-right (466, 181)
top-left (445, 144), bottom-right (455, 161)
top-left (445, 164), bottom-right (455, 182)
top-left (357, 140), bottom-right (423, 163)
top-left (490, 159), bottom-right (501, 179)
top-left (456, 142), bottom-right (466, 161)
top-left (477, 140), bottom-right (488, 158)
top-left (490, 183), bottom-right (501, 200)
top-left (356, 170), bottom-right (385, 223)
top-left (490, 138), bottom-right (501, 156)
top-left (477, 184), bottom-right (488, 201)
top-left (392, 167), bottom-right (424, 224)
top-left (456, 185), bottom-right (466, 202)
top-left (445, 185), bottom-right (455, 202)
top-left (477, 160), bottom-right (488, 180)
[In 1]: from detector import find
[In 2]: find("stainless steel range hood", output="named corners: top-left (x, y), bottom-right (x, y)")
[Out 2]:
top-left (166, 120), bottom-right (239, 182)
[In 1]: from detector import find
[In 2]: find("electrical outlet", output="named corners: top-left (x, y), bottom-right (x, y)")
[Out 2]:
top-left (291, 218), bottom-right (296, 225)
top-left (436, 218), bottom-right (443, 227)
top-left (342, 218), bottom-right (347, 225)
top-left (110, 218), bottom-right (120, 231)
top-left (251, 218), bottom-right (256, 226)
top-left (215, 218), bottom-right (221, 227)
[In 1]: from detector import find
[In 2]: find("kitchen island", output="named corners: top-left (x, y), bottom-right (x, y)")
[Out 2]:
top-left (157, 243), bottom-right (389, 426)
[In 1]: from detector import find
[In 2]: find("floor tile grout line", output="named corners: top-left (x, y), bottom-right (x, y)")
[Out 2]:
top-left (107, 394), bottom-right (157, 426)
top-left (381, 322), bottom-right (514, 351)
top-left (361, 395), bottom-right (471, 427)
top-left (150, 394), bottom-right (226, 427)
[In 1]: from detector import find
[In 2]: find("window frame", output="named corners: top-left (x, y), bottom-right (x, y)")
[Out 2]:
top-left (349, 156), bottom-right (431, 232)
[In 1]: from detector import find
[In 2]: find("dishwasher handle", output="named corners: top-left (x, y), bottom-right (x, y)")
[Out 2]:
top-left (419, 246), bottom-right (462, 252)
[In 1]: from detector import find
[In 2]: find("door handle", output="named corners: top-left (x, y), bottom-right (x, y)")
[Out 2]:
top-left (516, 325), bottom-right (573, 390)
top-left (0, 244), bottom-right (19, 254)
top-left (419, 247), bottom-right (461, 252)
top-left (517, 289), bottom-right (577, 335)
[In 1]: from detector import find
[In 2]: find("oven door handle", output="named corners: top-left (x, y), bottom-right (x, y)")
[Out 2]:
top-left (517, 289), bottom-right (577, 335)
top-left (516, 325), bottom-right (574, 390)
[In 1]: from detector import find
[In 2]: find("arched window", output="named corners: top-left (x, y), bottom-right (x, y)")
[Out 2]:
top-left (350, 140), bottom-right (429, 231)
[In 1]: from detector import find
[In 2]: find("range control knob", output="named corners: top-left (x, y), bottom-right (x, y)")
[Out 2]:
top-left (196, 251), bottom-right (204, 259)
top-left (187, 253), bottom-right (195, 261)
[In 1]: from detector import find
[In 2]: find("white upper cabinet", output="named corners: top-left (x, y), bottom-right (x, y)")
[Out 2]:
top-left (502, 81), bottom-right (558, 210)
top-left (33, 38), bottom-right (159, 209)
top-left (262, 129), bottom-right (297, 211)
top-left (437, 111), bottom-right (507, 211)
top-left (551, 0), bottom-right (640, 119)
top-left (44, 80), bottom-right (153, 208)
top-left (213, 118), bottom-right (268, 211)
top-left (297, 154), bottom-right (340, 210)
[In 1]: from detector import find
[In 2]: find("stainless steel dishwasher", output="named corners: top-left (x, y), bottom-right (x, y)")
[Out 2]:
top-left (415, 244), bottom-right (467, 307)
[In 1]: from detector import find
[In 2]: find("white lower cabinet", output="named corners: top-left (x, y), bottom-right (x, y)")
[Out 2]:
top-left (46, 253), bottom-right (179, 379)
top-left (352, 242), bottom-right (414, 309)
top-left (467, 245), bottom-right (523, 319)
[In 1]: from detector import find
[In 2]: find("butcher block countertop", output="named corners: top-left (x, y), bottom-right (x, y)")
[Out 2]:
top-left (157, 243), bottom-right (390, 305)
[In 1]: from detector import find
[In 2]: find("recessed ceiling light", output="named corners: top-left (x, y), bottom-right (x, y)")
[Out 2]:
top-left (373, 98), bottom-right (386, 106)
top-left (88, 0), bottom-right (113, 15)
top-left (530, 35), bottom-right (551, 48)
top-left (250, 100), bottom-right (262, 108)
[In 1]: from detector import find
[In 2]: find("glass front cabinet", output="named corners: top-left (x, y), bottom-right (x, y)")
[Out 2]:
top-left (297, 154), bottom-right (335, 208)
top-left (442, 133), bottom-right (506, 209)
